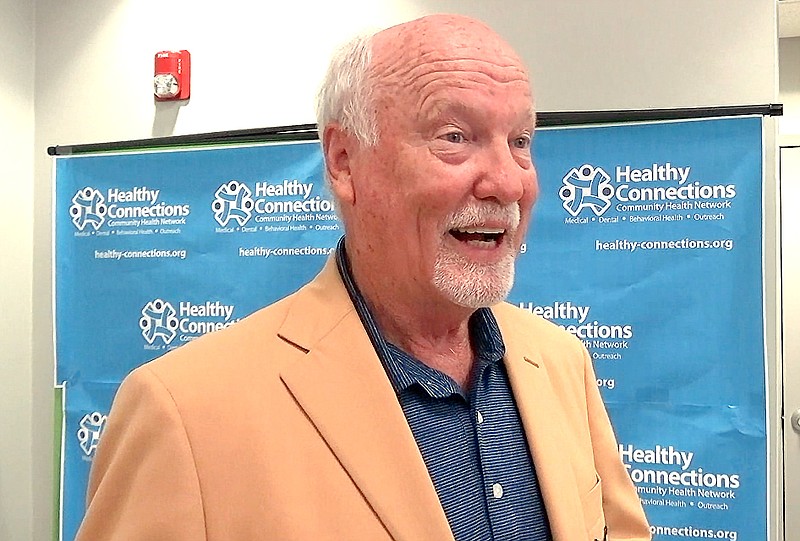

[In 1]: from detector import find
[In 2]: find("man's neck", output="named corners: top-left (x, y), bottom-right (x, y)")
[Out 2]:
top-left (348, 254), bottom-right (478, 389)
top-left (379, 309), bottom-right (476, 389)
top-left (340, 236), bottom-right (482, 391)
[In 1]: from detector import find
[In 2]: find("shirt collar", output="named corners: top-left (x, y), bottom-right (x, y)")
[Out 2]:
top-left (335, 236), bottom-right (506, 395)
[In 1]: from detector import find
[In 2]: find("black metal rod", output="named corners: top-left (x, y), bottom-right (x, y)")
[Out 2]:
top-left (47, 123), bottom-right (319, 156)
top-left (47, 104), bottom-right (782, 156)
top-left (537, 103), bottom-right (782, 127)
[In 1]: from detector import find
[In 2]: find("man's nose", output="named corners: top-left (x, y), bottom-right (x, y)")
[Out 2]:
top-left (473, 139), bottom-right (529, 204)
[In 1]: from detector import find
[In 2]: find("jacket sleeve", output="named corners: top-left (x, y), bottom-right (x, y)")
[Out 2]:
top-left (76, 366), bottom-right (207, 541)
top-left (582, 347), bottom-right (652, 541)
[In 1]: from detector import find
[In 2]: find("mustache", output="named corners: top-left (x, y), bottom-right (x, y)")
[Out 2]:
top-left (445, 202), bottom-right (520, 230)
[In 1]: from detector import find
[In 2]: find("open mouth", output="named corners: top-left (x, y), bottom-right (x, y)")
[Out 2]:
top-left (449, 226), bottom-right (506, 247)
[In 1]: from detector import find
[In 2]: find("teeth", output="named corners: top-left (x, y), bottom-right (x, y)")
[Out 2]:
top-left (453, 227), bottom-right (505, 234)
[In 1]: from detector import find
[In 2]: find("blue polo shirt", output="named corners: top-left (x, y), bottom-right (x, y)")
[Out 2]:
top-left (336, 238), bottom-right (552, 541)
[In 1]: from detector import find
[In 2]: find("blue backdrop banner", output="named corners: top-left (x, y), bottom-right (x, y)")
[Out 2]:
top-left (55, 117), bottom-right (765, 541)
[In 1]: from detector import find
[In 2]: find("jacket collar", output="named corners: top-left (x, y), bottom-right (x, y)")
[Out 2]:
top-left (494, 303), bottom-right (593, 541)
top-left (277, 259), bottom-right (586, 541)
top-left (277, 258), bottom-right (455, 541)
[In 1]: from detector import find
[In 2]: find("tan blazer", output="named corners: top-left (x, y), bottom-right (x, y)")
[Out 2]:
top-left (77, 259), bottom-right (650, 541)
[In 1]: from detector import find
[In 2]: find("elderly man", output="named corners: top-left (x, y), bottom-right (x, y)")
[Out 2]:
top-left (77, 13), bottom-right (650, 541)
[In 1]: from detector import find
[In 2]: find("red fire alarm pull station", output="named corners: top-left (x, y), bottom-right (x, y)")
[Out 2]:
top-left (154, 50), bottom-right (191, 101)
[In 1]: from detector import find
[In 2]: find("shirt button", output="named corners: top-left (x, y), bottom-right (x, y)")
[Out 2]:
top-left (492, 483), bottom-right (504, 499)
top-left (476, 411), bottom-right (484, 424)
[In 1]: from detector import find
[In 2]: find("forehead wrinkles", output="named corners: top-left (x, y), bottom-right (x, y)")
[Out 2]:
top-left (372, 53), bottom-right (530, 117)
top-left (377, 46), bottom-right (528, 82)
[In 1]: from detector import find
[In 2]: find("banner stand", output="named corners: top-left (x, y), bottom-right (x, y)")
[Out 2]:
top-left (53, 111), bottom-right (772, 541)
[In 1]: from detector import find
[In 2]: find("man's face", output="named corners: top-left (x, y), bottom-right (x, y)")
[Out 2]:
top-left (345, 26), bottom-right (538, 310)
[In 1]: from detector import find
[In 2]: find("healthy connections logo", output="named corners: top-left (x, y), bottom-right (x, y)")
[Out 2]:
top-left (559, 164), bottom-right (614, 217)
top-left (557, 161), bottom-right (736, 220)
top-left (77, 411), bottom-right (107, 457)
top-left (139, 298), bottom-right (241, 348)
top-left (212, 178), bottom-right (336, 232)
top-left (212, 181), bottom-right (254, 227)
top-left (140, 299), bottom-right (179, 345)
top-left (68, 185), bottom-right (190, 233)
top-left (70, 187), bottom-right (107, 231)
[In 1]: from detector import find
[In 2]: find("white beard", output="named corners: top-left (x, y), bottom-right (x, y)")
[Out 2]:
top-left (433, 249), bottom-right (516, 308)
top-left (432, 202), bottom-right (521, 308)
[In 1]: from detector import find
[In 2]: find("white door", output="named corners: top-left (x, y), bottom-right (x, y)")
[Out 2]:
top-left (781, 145), bottom-right (800, 541)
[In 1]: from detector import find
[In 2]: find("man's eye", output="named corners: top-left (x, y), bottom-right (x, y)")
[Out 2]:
top-left (512, 135), bottom-right (531, 149)
top-left (442, 132), bottom-right (465, 144)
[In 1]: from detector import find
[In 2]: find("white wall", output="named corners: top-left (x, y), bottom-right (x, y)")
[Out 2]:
top-left (34, 0), bottom-right (778, 146)
top-left (778, 34), bottom-right (800, 541)
top-left (22, 1), bottom-right (778, 540)
top-left (780, 36), bottom-right (800, 136)
top-left (0, 0), bottom-right (35, 539)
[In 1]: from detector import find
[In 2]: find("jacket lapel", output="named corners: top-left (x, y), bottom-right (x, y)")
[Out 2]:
top-left (277, 260), bottom-right (455, 541)
top-left (499, 311), bottom-right (588, 541)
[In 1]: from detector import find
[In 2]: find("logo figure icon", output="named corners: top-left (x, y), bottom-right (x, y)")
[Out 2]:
top-left (212, 181), bottom-right (254, 227)
top-left (77, 411), bottom-right (107, 457)
top-left (70, 187), bottom-right (107, 231)
top-left (559, 164), bottom-right (614, 217)
top-left (140, 299), bottom-right (179, 345)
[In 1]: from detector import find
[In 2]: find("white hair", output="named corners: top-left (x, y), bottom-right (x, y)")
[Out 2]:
top-left (315, 33), bottom-right (379, 147)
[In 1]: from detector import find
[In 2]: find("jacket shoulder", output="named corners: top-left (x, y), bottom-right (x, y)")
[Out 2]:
top-left (137, 291), bottom-right (300, 386)
top-left (492, 302), bottom-right (586, 357)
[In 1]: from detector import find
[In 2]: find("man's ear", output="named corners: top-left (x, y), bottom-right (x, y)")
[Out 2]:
top-left (322, 124), bottom-right (357, 206)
